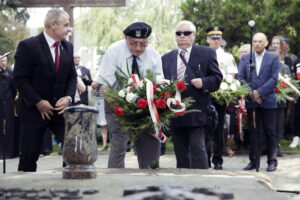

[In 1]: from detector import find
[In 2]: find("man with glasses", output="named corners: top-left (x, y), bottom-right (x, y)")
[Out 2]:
top-left (162, 20), bottom-right (222, 169)
top-left (92, 22), bottom-right (163, 168)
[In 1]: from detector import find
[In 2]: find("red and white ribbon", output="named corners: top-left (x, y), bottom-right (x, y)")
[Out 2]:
top-left (166, 88), bottom-right (186, 114)
top-left (145, 79), bottom-right (168, 143)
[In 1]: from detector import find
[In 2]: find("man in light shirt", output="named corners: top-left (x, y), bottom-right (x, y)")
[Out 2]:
top-left (92, 22), bottom-right (163, 169)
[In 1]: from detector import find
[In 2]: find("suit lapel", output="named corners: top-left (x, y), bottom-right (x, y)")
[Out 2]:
top-left (170, 50), bottom-right (178, 80)
top-left (39, 33), bottom-right (55, 73)
top-left (258, 52), bottom-right (267, 77)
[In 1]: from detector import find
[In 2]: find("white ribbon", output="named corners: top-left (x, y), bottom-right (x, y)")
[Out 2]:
top-left (166, 88), bottom-right (186, 114)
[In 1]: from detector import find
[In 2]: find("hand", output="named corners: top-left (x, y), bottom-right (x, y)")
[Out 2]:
top-left (91, 81), bottom-right (100, 90)
top-left (77, 82), bottom-right (86, 93)
top-left (191, 78), bottom-right (203, 89)
top-left (252, 90), bottom-right (263, 104)
top-left (54, 96), bottom-right (71, 114)
top-left (36, 100), bottom-right (54, 120)
top-left (102, 85), bottom-right (114, 104)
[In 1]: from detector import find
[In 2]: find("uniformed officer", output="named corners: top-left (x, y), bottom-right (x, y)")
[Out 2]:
top-left (92, 22), bottom-right (163, 169)
top-left (205, 25), bottom-right (238, 169)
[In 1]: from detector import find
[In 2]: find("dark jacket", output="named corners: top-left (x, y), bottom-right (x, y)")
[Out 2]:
top-left (13, 32), bottom-right (77, 121)
top-left (162, 44), bottom-right (222, 128)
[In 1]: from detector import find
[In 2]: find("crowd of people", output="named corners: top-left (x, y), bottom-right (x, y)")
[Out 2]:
top-left (1, 8), bottom-right (300, 172)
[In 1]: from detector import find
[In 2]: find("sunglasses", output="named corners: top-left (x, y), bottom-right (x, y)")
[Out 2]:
top-left (175, 31), bottom-right (194, 36)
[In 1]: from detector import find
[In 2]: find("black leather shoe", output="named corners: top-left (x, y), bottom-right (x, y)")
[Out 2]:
top-left (214, 164), bottom-right (223, 170)
top-left (243, 162), bottom-right (256, 170)
top-left (266, 163), bottom-right (277, 172)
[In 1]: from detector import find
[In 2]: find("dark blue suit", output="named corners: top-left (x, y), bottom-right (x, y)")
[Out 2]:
top-left (162, 44), bottom-right (222, 169)
top-left (238, 51), bottom-right (280, 167)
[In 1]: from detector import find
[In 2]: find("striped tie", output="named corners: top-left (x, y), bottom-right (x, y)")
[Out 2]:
top-left (177, 49), bottom-right (187, 80)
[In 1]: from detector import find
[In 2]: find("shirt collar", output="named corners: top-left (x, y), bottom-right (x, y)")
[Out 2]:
top-left (255, 49), bottom-right (266, 57)
top-left (178, 45), bottom-right (192, 55)
top-left (44, 31), bottom-right (56, 48)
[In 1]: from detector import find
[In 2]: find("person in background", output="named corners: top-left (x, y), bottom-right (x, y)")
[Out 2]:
top-left (162, 20), bottom-right (222, 169)
top-left (13, 9), bottom-right (77, 172)
top-left (0, 54), bottom-right (18, 159)
top-left (268, 46), bottom-right (290, 157)
top-left (239, 32), bottom-right (280, 172)
top-left (206, 25), bottom-right (238, 169)
top-left (74, 54), bottom-right (92, 105)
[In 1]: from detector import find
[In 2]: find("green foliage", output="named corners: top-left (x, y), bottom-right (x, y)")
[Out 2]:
top-left (181, 0), bottom-right (300, 59)
top-left (76, 0), bottom-right (183, 54)
top-left (0, 0), bottom-right (29, 64)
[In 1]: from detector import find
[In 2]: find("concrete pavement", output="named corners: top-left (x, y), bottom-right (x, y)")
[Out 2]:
top-left (0, 152), bottom-right (299, 199)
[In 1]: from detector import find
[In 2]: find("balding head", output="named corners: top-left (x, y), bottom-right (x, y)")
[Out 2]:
top-left (253, 32), bottom-right (268, 55)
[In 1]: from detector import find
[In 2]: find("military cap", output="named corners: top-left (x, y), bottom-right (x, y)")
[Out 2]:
top-left (206, 25), bottom-right (224, 38)
top-left (123, 22), bottom-right (152, 38)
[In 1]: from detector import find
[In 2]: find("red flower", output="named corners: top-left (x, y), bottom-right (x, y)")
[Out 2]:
top-left (155, 98), bottom-right (167, 109)
top-left (153, 85), bottom-right (158, 93)
top-left (161, 91), bottom-right (173, 98)
top-left (275, 87), bottom-right (280, 93)
top-left (281, 82), bottom-right (287, 88)
top-left (137, 98), bottom-right (148, 109)
top-left (176, 81), bottom-right (186, 91)
top-left (114, 106), bottom-right (124, 116)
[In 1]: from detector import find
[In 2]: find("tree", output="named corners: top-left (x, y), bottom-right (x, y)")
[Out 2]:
top-left (76, 0), bottom-right (183, 54)
top-left (0, 0), bottom-right (29, 57)
top-left (181, 0), bottom-right (300, 59)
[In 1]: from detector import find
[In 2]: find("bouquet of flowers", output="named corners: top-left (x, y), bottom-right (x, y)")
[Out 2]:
top-left (103, 69), bottom-right (195, 141)
top-left (211, 74), bottom-right (249, 105)
top-left (275, 74), bottom-right (300, 103)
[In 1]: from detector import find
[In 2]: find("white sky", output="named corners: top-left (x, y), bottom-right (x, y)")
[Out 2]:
top-left (26, 8), bottom-right (82, 28)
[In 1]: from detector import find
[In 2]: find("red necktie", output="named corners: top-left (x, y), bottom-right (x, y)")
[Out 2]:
top-left (53, 41), bottom-right (60, 72)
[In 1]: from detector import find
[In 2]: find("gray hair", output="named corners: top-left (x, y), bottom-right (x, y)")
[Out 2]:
top-left (44, 9), bottom-right (69, 28)
top-left (175, 20), bottom-right (196, 32)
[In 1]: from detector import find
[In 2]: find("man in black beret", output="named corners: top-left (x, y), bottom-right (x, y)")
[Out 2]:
top-left (92, 22), bottom-right (163, 169)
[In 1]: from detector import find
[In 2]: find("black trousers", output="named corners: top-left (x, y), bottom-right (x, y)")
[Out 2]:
top-left (18, 115), bottom-right (65, 172)
top-left (173, 126), bottom-right (208, 169)
top-left (247, 108), bottom-right (277, 166)
top-left (206, 103), bottom-right (226, 166)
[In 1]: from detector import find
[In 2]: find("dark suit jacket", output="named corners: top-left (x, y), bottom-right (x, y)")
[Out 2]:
top-left (76, 65), bottom-right (92, 105)
top-left (238, 51), bottom-right (280, 109)
top-left (14, 32), bottom-right (77, 122)
top-left (162, 44), bottom-right (222, 128)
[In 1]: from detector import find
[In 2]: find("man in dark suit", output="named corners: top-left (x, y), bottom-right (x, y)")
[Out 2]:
top-left (74, 54), bottom-right (92, 105)
top-left (13, 9), bottom-right (77, 172)
top-left (162, 20), bottom-right (222, 169)
top-left (238, 32), bottom-right (280, 172)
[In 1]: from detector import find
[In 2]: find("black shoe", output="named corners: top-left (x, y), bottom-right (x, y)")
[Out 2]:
top-left (277, 151), bottom-right (284, 157)
top-left (214, 164), bottom-right (223, 170)
top-left (243, 162), bottom-right (256, 170)
top-left (266, 163), bottom-right (277, 172)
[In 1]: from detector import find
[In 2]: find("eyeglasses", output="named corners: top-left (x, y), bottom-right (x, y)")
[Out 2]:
top-left (175, 31), bottom-right (194, 36)
top-left (127, 39), bottom-right (148, 48)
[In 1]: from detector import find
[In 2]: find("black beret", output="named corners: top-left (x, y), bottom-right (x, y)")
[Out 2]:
top-left (206, 25), bottom-right (224, 38)
top-left (123, 22), bottom-right (152, 38)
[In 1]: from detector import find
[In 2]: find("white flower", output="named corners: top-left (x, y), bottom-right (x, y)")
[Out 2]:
top-left (128, 78), bottom-right (133, 85)
top-left (126, 86), bottom-right (133, 92)
top-left (220, 82), bottom-right (229, 90)
top-left (118, 89), bottom-right (126, 98)
top-left (234, 79), bottom-right (241, 87)
top-left (139, 80), bottom-right (144, 88)
top-left (126, 92), bottom-right (137, 103)
top-left (225, 75), bottom-right (234, 83)
top-left (230, 84), bottom-right (237, 92)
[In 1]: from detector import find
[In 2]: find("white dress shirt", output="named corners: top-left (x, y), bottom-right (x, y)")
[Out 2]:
top-left (255, 50), bottom-right (266, 76)
top-left (43, 31), bottom-right (60, 63)
top-left (177, 46), bottom-right (192, 73)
